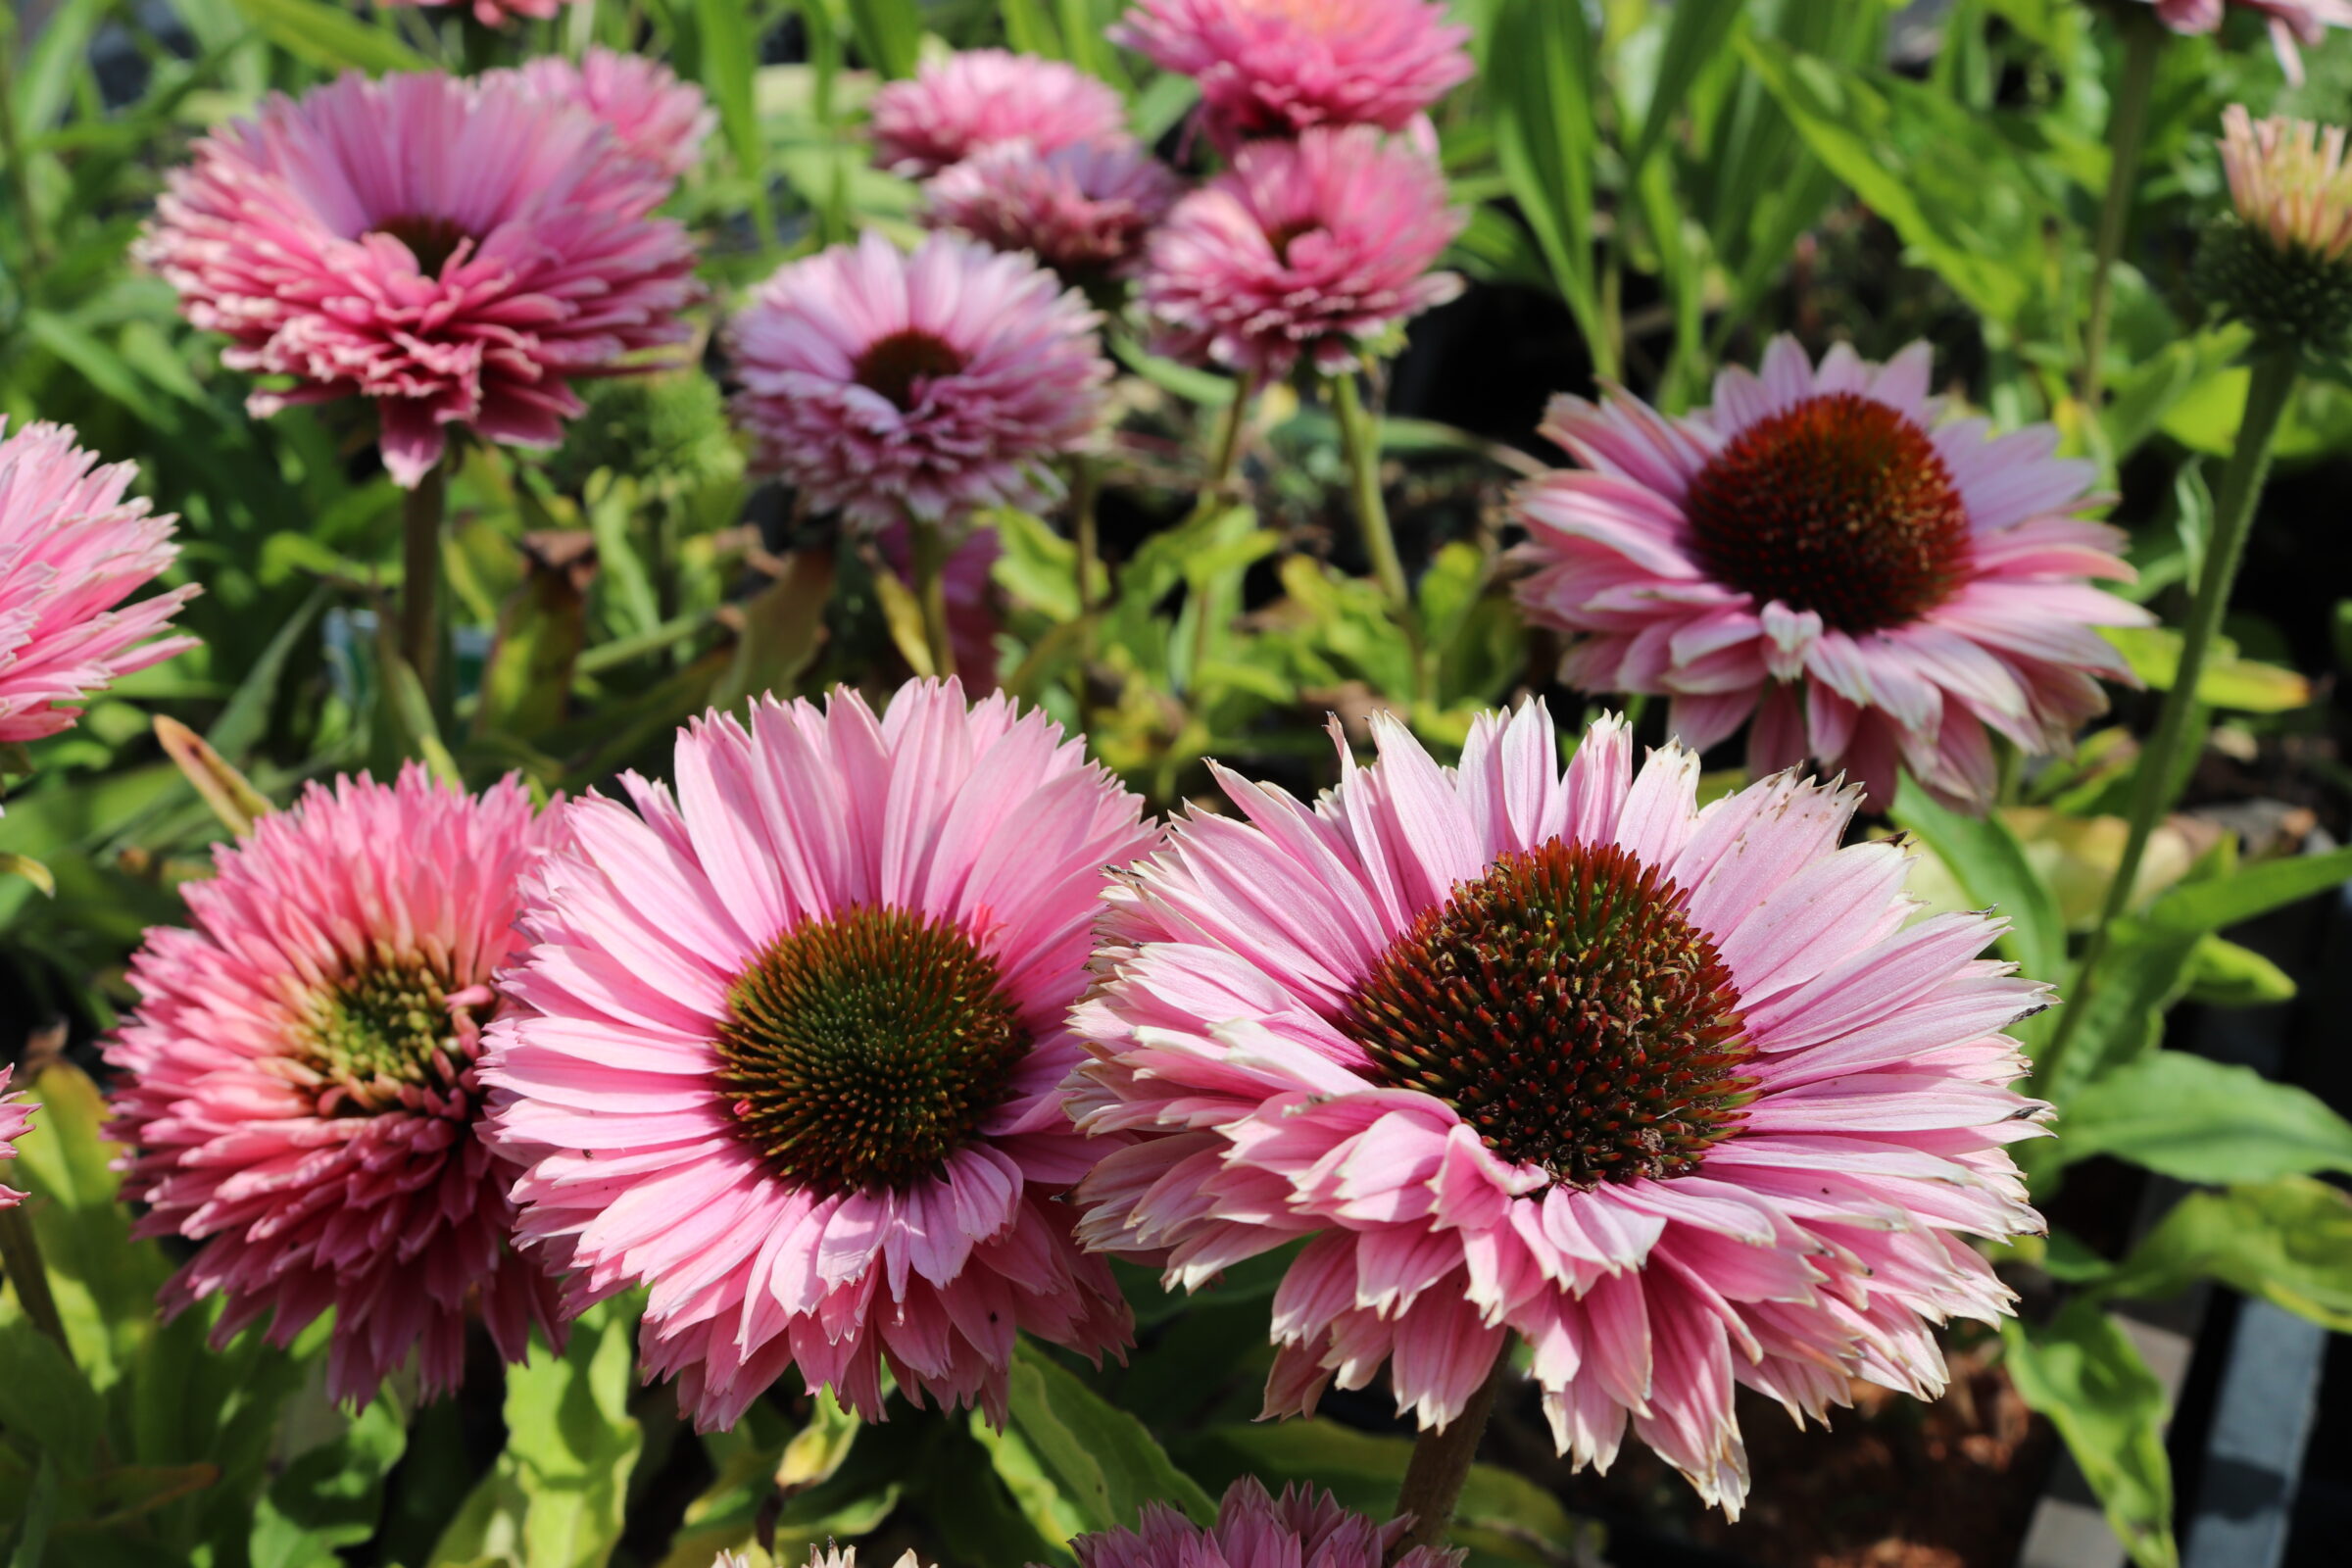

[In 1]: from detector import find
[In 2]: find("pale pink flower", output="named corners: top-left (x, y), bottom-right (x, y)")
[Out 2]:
top-left (727, 232), bottom-right (1110, 524)
top-left (105, 767), bottom-right (565, 1405)
top-left (1511, 337), bottom-right (2150, 812)
top-left (2142, 0), bottom-right (2352, 82)
top-left (137, 70), bottom-right (699, 488)
top-left (869, 49), bottom-right (1130, 177)
top-left (1073, 1478), bottom-right (1459, 1568)
top-left (0, 421), bottom-right (196, 747)
top-left (483, 679), bottom-right (1158, 1431)
top-left (512, 48), bottom-right (717, 179)
top-left (1141, 126), bottom-right (1462, 375)
top-left (925, 137), bottom-right (1185, 279)
top-left (1069, 706), bottom-right (2049, 1515)
top-left (2219, 104), bottom-right (2352, 262)
top-left (1112, 0), bottom-right (1473, 145)
top-left (0, 1067), bottom-right (30, 1209)
top-left (379, 0), bottom-right (577, 24)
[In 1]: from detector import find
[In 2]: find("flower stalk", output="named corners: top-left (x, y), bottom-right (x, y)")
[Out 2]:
top-left (400, 460), bottom-right (448, 693)
top-left (1388, 1345), bottom-right (1509, 1562)
top-left (2081, 12), bottom-right (2165, 412)
top-left (909, 512), bottom-right (959, 680)
top-left (1331, 369), bottom-right (1427, 698)
top-left (0, 1206), bottom-right (70, 1355)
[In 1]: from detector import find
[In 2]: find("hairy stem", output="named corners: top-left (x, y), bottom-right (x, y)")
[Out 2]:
top-left (1389, 1347), bottom-right (1509, 1562)
top-left (1331, 370), bottom-right (1427, 698)
top-left (2081, 13), bottom-right (2164, 413)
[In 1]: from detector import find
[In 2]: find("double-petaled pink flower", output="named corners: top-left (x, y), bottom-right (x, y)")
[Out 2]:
top-left (1141, 125), bottom-right (1462, 375)
top-left (1069, 705), bottom-right (2048, 1514)
top-left (0, 1067), bottom-right (30, 1208)
top-left (727, 232), bottom-right (1110, 524)
top-left (484, 679), bottom-right (1158, 1430)
top-left (0, 420), bottom-right (196, 749)
top-left (1511, 337), bottom-right (2149, 811)
top-left (869, 49), bottom-right (1130, 177)
top-left (926, 137), bottom-right (1185, 279)
top-left (1075, 1478), bottom-right (1458, 1568)
top-left (511, 47), bottom-right (716, 179)
top-left (2140, 0), bottom-right (2352, 81)
top-left (106, 768), bottom-right (566, 1404)
top-left (138, 70), bottom-right (699, 488)
top-left (1113, 0), bottom-right (1473, 146)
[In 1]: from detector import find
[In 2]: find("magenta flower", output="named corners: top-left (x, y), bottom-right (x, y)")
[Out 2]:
top-left (0, 1067), bottom-right (30, 1208)
top-left (0, 420), bottom-right (196, 748)
top-left (727, 232), bottom-right (1110, 525)
top-left (379, 0), bottom-right (578, 24)
top-left (1511, 337), bottom-right (2150, 812)
top-left (2142, 0), bottom-right (2352, 81)
top-left (1069, 706), bottom-right (2048, 1514)
top-left (1141, 126), bottom-right (1462, 375)
top-left (869, 49), bottom-right (1130, 177)
top-left (1073, 1479), bottom-right (1457, 1568)
top-left (1112, 0), bottom-right (1473, 145)
top-left (483, 679), bottom-right (1158, 1430)
top-left (925, 137), bottom-right (1185, 279)
top-left (137, 70), bottom-right (699, 488)
top-left (512, 47), bottom-right (717, 179)
top-left (105, 768), bottom-right (566, 1405)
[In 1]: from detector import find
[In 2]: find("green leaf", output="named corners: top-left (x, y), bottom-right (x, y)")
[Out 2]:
top-left (2040, 919), bottom-right (2200, 1104)
top-left (8, 1455), bottom-right (54, 1568)
top-left (2058, 1053), bottom-right (2352, 1182)
top-left (2002, 1301), bottom-right (2177, 1568)
top-left (1001, 1340), bottom-right (1216, 1539)
top-left (209, 585), bottom-right (330, 761)
top-left (1000, 0), bottom-right (1064, 57)
top-left (250, 1396), bottom-right (410, 1568)
top-left (2099, 626), bottom-right (2313, 713)
top-left (1892, 773), bottom-right (2066, 985)
top-left (2140, 844), bottom-right (2352, 936)
top-left (694, 0), bottom-right (773, 243)
top-left (1485, 0), bottom-right (1605, 362)
top-left (2181, 935), bottom-right (2295, 1005)
top-left (1628, 0), bottom-right (1748, 174)
top-left (427, 1300), bottom-right (644, 1568)
top-left (475, 536), bottom-right (597, 744)
top-left (226, 0), bottom-right (426, 73)
top-left (0, 1322), bottom-right (104, 1481)
top-left (711, 548), bottom-right (836, 711)
top-left (845, 0), bottom-right (922, 77)
top-left (2106, 1179), bottom-right (2352, 1330)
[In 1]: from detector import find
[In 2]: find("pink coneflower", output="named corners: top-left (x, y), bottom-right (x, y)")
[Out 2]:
top-left (1141, 125), bottom-right (1462, 376)
top-left (1074, 1478), bottom-right (1458, 1568)
top-left (380, 0), bottom-right (577, 25)
top-left (2141, 0), bottom-right (2352, 82)
top-left (1510, 337), bottom-right (2149, 812)
top-left (137, 70), bottom-right (699, 488)
top-left (512, 48), bottom-right (717, 179)
top-left (869, 49), bottom-right (1130, 177)
top-left (0, 421), bottom-right (197, 748)
top-left (1112, 0), bottom-right (1473, 145)
top-left (2219, 105), bottom-right (2352, 263)
top-left (1069, 706), bottom-right (2049, 1514)
top-left (0, 1067), bottom-right (30, 1208)
top-left (727, 232), bottom-right (1110, 524)
top-left (105, 767), bottom-right (565, 1405)
top-left (483, 679), bottom-right (1158, 1430)
top-left (925, 137), bottom-right (1185, 279)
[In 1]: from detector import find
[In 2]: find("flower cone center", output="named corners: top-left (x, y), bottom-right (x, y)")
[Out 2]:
top-left (302, 957), bottom-right (469, 1104)
top-left (370, 214), bottom-right (474, 276)
top-left (1685, 391), bottom-right (1970, 634)
top-left (853, 330), bottom-right (969, 412)
top-left (715, 906), bottom-right (1028, 1194)
top-left (1342, 840), bottom-right (1754, 1188)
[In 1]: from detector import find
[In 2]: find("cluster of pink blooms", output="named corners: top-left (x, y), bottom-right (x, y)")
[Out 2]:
top-left (2140, 0), bottom-right (2352, 82)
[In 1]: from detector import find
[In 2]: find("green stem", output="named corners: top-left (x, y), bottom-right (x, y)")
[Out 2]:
top-left (0, 1206), bottom-right (70, 1356)
top-left (2081, 13), bottom-right (2164, 413)
top-left (1073, 457), bottom-right (1103, 625)
top-left (1388, 1344), bottom-right (1509, 1562)
top-left (0, 7), bottom-right (52, 279)
top-left (400, 463), bottom-right (448, 695)
top-left (909, 512), bottom-right (958, 681)
top-left (1204, 372), bottom-right (1256, 500)
top-left (2042, 350), bottom-right (2296, 1086)
top-left (1331, 371), bottom-right (1427, 697)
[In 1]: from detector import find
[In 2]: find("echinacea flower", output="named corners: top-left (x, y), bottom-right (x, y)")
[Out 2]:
top-left (1510, 337), bottom-right (2150, 811)
top-left (1141, 126), bottom-right (1462, 376)
top-left (0, 420), bottom-right (197, 748)
top-left (925, 137), bottom-right (1184, 280)
top-left (2199, 106), bottom-right (2352, 355)
top-left (138, 70), bottom-right (699, 488)
top-left (483, 679), bottom-right (1157, 1430)
top-left (869, 49), bottom-right (1130, 177)
top-left (1069, 705), bottom-right (2049, 1515)
top-left (2139, 0), bottom-right (2352, 83)
top-left (0, 1066), bottom-right (30, 1208)
top-left (105, 767), bottom-right (565, 1405)
top-left (380, 0), bottom-right (578, 24)
top-left (727, 232), bottom-right (1110, 524)
top-left (1072, 1478), bottom-right (1458, 1568)
top-left (512, 47), bottom-right (717, 179)
top-left (1112, 0), bottom-right (1473, 146)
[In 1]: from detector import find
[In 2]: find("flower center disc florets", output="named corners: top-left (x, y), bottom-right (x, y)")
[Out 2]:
top-left (1684, 390), bottom-right (1971, 634)
top-left (370, 213), bottom-right (473, 276)
top-left (1342, 840), bottom-right (1755, 1188)
top-left (715, 906), bottom-right (1029, 1194)
top-left (853, 329), bottom-right (969, 411)
top-left (301, 957), bottom-right (469, 1108)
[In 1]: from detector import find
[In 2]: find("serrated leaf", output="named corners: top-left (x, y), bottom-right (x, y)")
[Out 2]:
top-left (2003, 1301), bottom-right (2176, 1568)
top-left (1001, 1340), bottom-right (1216, 1538)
